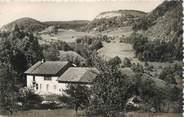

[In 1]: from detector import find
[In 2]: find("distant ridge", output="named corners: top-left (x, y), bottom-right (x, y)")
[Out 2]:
top-left (0, 17), bottom-right (90, 32)
top-left (0, 17), bottom-right (46, 32)
top-left (44, 20), bottom-right (90, 31)
top-left (83, 10), bottom-right (147, 32)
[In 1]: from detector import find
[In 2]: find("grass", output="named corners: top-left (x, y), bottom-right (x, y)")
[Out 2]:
top-left (126, 112), bottom-right (182, 117)
top-left (2, 108), bottom-right (83, 117)
top-left (1, 109), bottom-right (182, 117)
top-left (98, 41), bottom-right (135, 61)
top-left (39, 29), bottom-right (94, 44)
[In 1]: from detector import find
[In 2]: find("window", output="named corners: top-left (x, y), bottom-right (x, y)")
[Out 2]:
top-left (44, 76), bottom-right (51, 80)
top-left (46, 84), bottom-right (49, 91)
top-left (33, 82), bottom-right (36, 87)
top-left (54, 85), bottom-right (57, 90)
top-left (36, 83), bottom-right (38, 90)
top-left (40, 84), bottom-right (42, 90)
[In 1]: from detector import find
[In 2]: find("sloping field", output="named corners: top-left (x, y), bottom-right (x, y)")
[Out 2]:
top-left (39, 30), bottom-right (94, 44)
top-left (98, 42), bottom-right (135, 61)
top-left (59, 50), bottom-right (85, 62)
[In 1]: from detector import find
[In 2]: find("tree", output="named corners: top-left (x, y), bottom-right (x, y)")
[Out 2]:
top-left (60, 84), bottom-right (91, 116)
top-left (123, 57), bottom-right (131, 67)
top-left (43, 46), bottom-right (60, 61)
top-left (108, 56), bottom-right (121, 67)
top-left (0, 66), bottom-right (18, 115)
top-left (88, 54), bottom-right (135, 117)
top-left (135, 77), bottom-right (168, 112)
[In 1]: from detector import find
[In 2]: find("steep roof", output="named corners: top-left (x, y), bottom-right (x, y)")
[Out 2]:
top-left (57, 67), bottom-right (98, 84)
top-left (24, 61), bottom-right (70, 76)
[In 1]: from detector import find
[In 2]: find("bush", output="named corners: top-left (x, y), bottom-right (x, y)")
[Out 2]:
top-left (18, 87), bottom-right (43, 110)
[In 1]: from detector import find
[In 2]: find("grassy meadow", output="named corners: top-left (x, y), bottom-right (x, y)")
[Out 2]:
top-left (1, 109), bottom-right (182, 117)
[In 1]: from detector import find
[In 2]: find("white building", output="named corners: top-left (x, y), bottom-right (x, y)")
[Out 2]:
top-left (24, 60), bottom-right (98, 95)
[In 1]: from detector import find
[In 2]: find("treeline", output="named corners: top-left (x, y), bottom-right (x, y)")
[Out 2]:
top-left (0, 24), bottom-right (43, 75)
top-left (45, 20), bottom-right (89, 31)
top-left (0, 25), bottom-right (44, 114)
top-left (132, 33), bottom-right (182, 62)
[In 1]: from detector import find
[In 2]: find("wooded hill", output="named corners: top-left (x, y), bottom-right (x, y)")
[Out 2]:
top-left (133, 0), bottom-right (182, 42)
top-left (0, 18), bottom-right (89, 32)
top-left (83, 10), bottom-right (146, 32)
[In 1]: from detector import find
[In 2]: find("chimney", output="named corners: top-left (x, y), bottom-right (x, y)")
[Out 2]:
top-left (41, 59), bottom-right (45, 63)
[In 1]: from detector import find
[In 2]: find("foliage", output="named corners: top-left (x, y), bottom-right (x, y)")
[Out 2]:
top-left (134, 76), bottom-right (168, 112)
top-left (0, 66), bottom-right (18, 115)
top-left (132, 16), bottom-right (151, 31)
top-left (0, 24), bottom-right (43, 67)
top-left (42, 45), bottom-right (60, 61)
top-left (75, 36), bottom-right (103, 50)
top-left (0, 25), bottom-right (44, 114)
top-left (18, 87), bottom-right (43, 109)
top-left (50, 41), bottom-right (72, 51)
top-left (73, 44), bottom-right (94, 67)
top-left (132, 33), bottom-right (181, 62)
top-left (108, 56), bottom-right (122, 67)
top-left (87, 54), bottom-right (135, 116)
top-left (71, 36), bottom-right (103, 67)
top-left (122, 57), bottom-right (131, 67)
top-left (0, 25), bottom-right (43, 86)
top-left (130, 62), bottom-right (182, 112)
top-left (60, 84), bottom-right (91, 115)
top-left (159, 64), bottom-right (182, 84)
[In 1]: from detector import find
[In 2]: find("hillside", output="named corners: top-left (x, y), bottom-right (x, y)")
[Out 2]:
top-left (133, 1), bottom-right (182, 42)
top-left (0, 17), bottom-right (46, 32)
top-left (0, 18), bottom-right (90, 33)
top-left (44, 20), bottom-right (90, 31)
top-left (84, 10), bottom-right (146, 32)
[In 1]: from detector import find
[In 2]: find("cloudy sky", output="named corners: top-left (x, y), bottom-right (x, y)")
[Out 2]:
top-left (0, 0), bottom-right (164, 27)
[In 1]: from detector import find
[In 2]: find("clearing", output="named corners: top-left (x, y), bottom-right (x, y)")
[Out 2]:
top-left (98, 41), bottom-right (135, 61)
top-left (39, 29), bottom-right (94, 44)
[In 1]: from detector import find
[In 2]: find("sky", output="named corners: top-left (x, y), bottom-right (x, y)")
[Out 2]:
top-left (0, 0), bottom-right (164, 27)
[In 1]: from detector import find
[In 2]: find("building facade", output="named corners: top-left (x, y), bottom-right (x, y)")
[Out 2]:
top-left (24, 60), bottom-right (98, 95)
